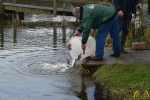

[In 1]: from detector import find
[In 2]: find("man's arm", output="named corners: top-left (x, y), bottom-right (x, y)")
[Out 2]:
top-left (135, 0), bottom-right (142, 9)
top-left (81, 17), bottom-right (93, 54)
top-left (73, 24), bottom-right (84, 36)
top-left (112, 0), bottom-right (124, 17)
top-left (112, 0), bottom-right (122, 12)
top-left (81, 18), bottom-right (93, 44)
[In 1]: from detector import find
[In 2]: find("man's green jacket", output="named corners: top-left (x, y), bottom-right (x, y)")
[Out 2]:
top-left (78, 4), bottom-right (116, 44)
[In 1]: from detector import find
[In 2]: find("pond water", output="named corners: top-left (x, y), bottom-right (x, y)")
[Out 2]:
top-left (0, 13), bottom-right (106, 100)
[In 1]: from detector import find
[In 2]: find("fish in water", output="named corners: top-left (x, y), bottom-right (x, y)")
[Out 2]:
top-left (67, 54), bottom-right (82, 67)
top-left (71, 59), bottom-right (77, 67)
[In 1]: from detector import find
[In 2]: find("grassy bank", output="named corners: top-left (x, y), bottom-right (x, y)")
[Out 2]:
top-left (92, 63), bottom-right (150, 99)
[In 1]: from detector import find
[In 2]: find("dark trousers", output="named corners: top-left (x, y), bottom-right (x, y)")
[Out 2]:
top-left (148, 0), bottom-right (150, 12)
top-left (118, 12), bottom-right (132, 35)
top-left (96, 15), bottom-right (121, 57)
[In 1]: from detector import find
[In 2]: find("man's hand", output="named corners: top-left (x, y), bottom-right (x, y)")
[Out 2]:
top-left (74, 31), bottom-right (80, 36)
top-left (81, 44), bottom-right (86, 54)
top-left (118, 10), bottom-right (124, 17)
top-left (135, 3), bottom-right (142, 9)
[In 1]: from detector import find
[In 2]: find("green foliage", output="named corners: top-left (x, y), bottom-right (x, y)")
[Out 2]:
top-left (143, 0), bottom-right (148, 4)
top-left (78, 65), bottom-right (92, 76)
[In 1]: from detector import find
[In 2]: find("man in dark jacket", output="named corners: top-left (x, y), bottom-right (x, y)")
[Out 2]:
top-left (112, 0), bottom-right (142, 53)
top-left (72, 4), bottom-right (121, 60)
top-left (148, 0), bottom-right (150, 14)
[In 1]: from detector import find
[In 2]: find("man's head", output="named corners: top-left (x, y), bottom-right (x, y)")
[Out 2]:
top-left (72, 7), bottom-right (80, 18)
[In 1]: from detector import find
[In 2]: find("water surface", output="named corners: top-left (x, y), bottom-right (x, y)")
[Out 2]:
top-left (0, 13), bottom-right (105, 100)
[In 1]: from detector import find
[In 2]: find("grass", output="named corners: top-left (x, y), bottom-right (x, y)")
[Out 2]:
top-left (92, 63), bottom-right (150, 99)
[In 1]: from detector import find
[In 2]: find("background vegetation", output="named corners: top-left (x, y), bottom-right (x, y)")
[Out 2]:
top-left (143, 0), bottom-right (148, 3)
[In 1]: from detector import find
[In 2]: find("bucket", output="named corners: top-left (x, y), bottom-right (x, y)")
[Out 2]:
top-left (67, 36), bottom-right (96, 60)
top-left (132, 42), bottom-right (146, 50)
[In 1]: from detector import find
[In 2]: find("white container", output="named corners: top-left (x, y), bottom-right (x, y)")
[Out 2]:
top-left (67, 36), bottom-right (96, 60)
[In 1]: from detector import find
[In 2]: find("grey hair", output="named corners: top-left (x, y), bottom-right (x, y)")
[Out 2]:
top-left (72, 7), bottom-right (80, 14)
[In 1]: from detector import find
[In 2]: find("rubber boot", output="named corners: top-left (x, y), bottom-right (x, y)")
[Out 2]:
top-left (121, 34), bottom-right (128, 54)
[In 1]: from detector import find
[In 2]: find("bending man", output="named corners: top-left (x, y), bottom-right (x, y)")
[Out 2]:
top-left (72, 4), bottom-right (121, 60)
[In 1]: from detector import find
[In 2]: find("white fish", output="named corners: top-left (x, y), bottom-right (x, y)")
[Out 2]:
top-left (71, 54), bottom-right (82, 67)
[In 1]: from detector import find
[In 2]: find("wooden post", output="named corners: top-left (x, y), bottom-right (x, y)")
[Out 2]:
top-left (0, 0), bottom-right (4, 14)
top-left (13, 0), bottom-right (16, 3)
top-left (53, 0), bottom-right (57, 17)
top-left (63, 3), bottom-right (66, 9)
top-left (148, 0), bottom-right (150, 13)
top-left (0, 26), bottom-right (4, 48)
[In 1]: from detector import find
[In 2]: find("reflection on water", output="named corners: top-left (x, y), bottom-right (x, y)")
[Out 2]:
top-left (77, 77), bottom-right (108, 100)
top-left (0, 13), bottom-right (107, 100)
top-left (70, 69), bottom-right (108, 100)
top-left (0, 26), bottom-right (4, 48)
